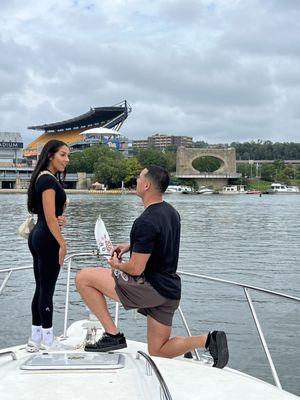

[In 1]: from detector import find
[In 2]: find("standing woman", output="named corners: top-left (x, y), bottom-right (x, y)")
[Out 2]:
top-left (26, 140), bottom-right (70, 351)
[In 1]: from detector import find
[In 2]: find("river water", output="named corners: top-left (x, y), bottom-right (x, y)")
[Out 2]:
top-left (0, 192), bottom-right (299, 395)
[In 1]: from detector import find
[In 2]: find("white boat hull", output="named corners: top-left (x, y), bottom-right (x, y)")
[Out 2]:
top-left (0, 319), bottom-right (298, 400)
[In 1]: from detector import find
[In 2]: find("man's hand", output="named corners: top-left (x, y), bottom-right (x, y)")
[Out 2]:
top-left (108, 252), bottom-right (123, 270)
top-left (57, 215), bottom-right (66, 229)
top-left (112, 243), bottom-right (130, 259)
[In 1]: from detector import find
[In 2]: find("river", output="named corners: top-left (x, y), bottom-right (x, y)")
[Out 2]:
top-left (0, 192), bottom-right (299, 395)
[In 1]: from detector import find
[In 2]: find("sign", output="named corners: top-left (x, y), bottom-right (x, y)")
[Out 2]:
top-left (0, 142), bottom-right (23, 149)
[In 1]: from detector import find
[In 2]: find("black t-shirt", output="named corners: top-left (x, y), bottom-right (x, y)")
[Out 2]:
top-left (35, 174), bottom-right (66, 221)
top-left (130, 201), bottom-right (181, 300)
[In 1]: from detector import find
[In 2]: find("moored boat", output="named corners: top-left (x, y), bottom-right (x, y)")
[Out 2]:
top-left (220, 185), bottom-right (247, 194)
top-left (267, 183), bottom-right (300, 194)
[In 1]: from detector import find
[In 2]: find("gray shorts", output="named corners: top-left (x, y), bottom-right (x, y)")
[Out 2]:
top-left (112, 270), bottom-right (179, 326)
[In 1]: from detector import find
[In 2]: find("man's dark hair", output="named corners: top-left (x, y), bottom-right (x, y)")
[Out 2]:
top-left (145, 165), bottom-right (170, 193)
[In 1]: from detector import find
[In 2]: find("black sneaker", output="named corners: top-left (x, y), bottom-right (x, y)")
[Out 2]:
top-left (84, 332), bottom-right (127, 352)
top-left (206, 331), bottom-right (229, 368)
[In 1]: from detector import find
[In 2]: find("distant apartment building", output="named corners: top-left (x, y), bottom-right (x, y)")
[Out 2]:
top-left (133, 133), bottom-right (193, 150)
top-left (132, 139), bottom-right (148, 149)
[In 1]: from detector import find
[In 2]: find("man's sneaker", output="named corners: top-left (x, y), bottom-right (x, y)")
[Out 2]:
top-left (206, 331), bottom-right (229, 368)
top-left (26, 338), bottom-right (41, 353)
top-left (84, 332), bottom-right (127, 352)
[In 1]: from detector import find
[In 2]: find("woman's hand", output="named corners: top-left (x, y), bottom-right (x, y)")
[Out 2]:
top-left (57, 215), bottom-right (66, 229)
top-left (59, 243), bottom-right (67, 267)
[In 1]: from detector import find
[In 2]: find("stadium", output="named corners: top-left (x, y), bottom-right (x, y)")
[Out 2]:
top-left (24, 100), bottom-right (131, 158)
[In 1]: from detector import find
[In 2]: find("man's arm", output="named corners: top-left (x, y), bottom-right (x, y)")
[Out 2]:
top-left (108, 252), bottom-right (151, 276)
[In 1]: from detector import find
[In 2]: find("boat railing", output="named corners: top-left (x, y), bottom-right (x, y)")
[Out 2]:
top-left (0, 350), bottom-right (17, 360)
top-left (136, 350), bottom-right (173, 400)
top-left (177, 270), bottom-right (300, 390)
top-left (1, 253), bottom-right (300, 391)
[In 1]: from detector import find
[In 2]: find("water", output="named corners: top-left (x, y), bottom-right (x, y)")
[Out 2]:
top-left (0, 193), bottom-right (300, 395)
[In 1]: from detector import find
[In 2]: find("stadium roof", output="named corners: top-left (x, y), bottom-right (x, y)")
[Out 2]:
top-left (28, 100), bottom-right (131, 132)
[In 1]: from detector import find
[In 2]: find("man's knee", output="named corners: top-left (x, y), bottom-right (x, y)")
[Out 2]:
top-left (148, 344), bottom-right (164, 357)
top-left (75, 268), bottom-right (93, 290)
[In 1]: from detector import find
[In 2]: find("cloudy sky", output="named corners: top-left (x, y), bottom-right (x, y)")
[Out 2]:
top-left (1, 0), bottom-right (300, 145)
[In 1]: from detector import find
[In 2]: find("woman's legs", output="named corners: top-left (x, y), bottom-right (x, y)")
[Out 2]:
top-left (38, 250), bottom-right (60, 328)
top-left (28, 235), bottom-right (42, 331)
top-left (30, 230), bottom-right (60, 345)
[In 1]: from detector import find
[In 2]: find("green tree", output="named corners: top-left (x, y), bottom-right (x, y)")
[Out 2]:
top-left (260, 164), bottom-right (276, 181)
top-left (68, 144), bottom-right (117, 173)
top-left (192, 156), bottom-right (221, 172)
top-left (124, 157), bottom-right (142, 186)
top-left (94, 157), bottom-right (126, 187)
top-left (137, 148), bottom-right (171, 171)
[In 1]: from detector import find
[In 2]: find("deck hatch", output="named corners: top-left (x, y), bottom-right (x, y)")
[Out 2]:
top-left (20, 352), bottom-right (125, 370)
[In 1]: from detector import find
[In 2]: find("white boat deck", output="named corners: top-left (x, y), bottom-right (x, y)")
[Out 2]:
top-left (0, 320), bottom-right (298, 400)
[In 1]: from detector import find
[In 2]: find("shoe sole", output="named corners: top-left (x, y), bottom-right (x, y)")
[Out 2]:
top-left (84, 343), bottom-right (127, 352)
top-left (26, 345), bottom-right (40, 353)
top-left (213, 331), bottom-right (229, 368)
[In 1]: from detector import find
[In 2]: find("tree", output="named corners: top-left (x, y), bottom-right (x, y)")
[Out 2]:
top-left (68, 144), bottom-right (118, 173)
top-left (137, 148), bottom-right (171, 171)
top-left (260, 164), bottom-right (276, 181)
top-left (124, 157), bottom-right (142, 186)
top-left (94, 157), bottom-right (126, 187)
top-left (192, 156), bottom-right (221, 172)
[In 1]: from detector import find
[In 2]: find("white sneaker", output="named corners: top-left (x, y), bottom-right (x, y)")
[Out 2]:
top-left (40, 338), bottom-right (73, 352)
top-left (26, 338), bottom-right (41, 353)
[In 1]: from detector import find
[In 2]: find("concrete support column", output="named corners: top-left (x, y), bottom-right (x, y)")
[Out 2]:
top-left (15, 177), bottom-right (22, 189)
top-left (76, 172), bottom-right (87, 189)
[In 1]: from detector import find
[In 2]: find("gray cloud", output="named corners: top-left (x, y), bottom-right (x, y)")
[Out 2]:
top-left (0, 0), bottom-right (300, 145)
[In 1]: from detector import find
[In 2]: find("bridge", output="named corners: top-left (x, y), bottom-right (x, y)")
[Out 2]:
top-left (0, 166), bottom-right (93, 189)
top-left (237, 160), bottom-right (300, 165)
top-left (176, 147), bottom-right (241, 189)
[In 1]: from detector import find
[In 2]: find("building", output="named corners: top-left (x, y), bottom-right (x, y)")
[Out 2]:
top-left (132, 133), bottom-right (193, 150)
top-left (0, 132), bottom-right (23, 165)
top-left (24, 100), bottom-right (131, 158)
top-left (172, 135), bottom-right (193, 147)
top-left (131, 139), bottom-right (148, 149)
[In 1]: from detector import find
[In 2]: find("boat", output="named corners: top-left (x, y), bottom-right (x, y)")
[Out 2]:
top-left (246, 189), bottom-right (262, 195)
top-left (267, 183), bottom-right (300, 194)
top-left (220, 185), bottom-right (247, 194)
top-left (197, 186), bottom-right (215, 195)
top-left (165, 185), bottom-right (183, 193)
top-left (1, 254), bottom-right (299, 399)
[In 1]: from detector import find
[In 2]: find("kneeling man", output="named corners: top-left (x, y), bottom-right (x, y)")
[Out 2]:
top-left (76, 165), bottom-right (229, 368)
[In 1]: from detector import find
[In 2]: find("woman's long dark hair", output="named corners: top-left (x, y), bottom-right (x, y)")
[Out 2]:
top-left (27, 140), bottom-right (68, 213)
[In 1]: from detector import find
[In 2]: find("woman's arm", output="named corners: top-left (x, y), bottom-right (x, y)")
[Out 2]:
top-left (42, 189), bottom-right (66, 266)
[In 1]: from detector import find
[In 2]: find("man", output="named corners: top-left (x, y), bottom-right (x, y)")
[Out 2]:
top-left (75, 165), bottom-right (229, 368)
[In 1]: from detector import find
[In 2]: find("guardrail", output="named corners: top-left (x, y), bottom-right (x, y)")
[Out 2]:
top-left (136, 350), bottom-right (173, 400)
top-left (1, 256), bottom-right (300, 390)
top-left (177, 270), bottom-right (300, 389)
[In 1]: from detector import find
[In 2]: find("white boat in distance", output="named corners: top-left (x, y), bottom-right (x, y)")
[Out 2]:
top-left (197, 186), bottom-right (215, 195)
top-left (165, 185), bottom-right (183, 193)
top-left (165, 185), bottom-right (193, 193)
top-left (220, 185), bottom-right (247, 194)
top-left (1, 253), bottom-right (299, 400)
top-left (267, 183), bottom-right (300, 194)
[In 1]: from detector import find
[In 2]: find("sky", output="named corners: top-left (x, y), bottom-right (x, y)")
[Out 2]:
top-left (1, 0), bottom-right (300, 145)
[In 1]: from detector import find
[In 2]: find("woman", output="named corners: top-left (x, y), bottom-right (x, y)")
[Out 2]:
top-left (26, 140), bottom-right (70, 351)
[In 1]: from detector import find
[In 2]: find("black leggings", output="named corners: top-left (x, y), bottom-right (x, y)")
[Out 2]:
top-left (28, 221), bottom-right (60, 328)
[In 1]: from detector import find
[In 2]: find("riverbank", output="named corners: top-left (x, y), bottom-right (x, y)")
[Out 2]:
top-left (0, 189), bottom-right (137, 195)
